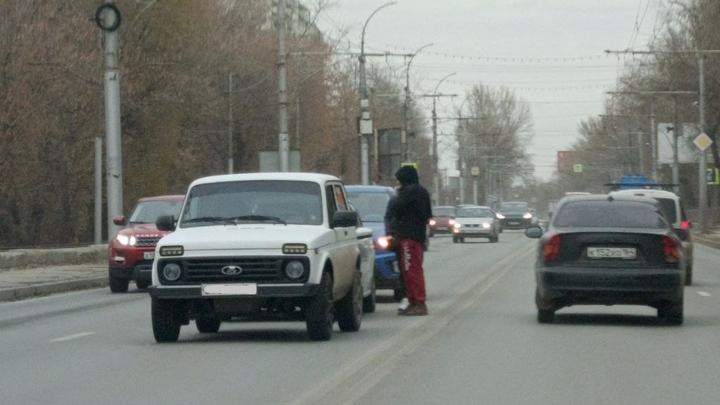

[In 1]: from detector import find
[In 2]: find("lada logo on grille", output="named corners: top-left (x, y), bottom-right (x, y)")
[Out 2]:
top-left (220, 265), bottom-right (243, 276)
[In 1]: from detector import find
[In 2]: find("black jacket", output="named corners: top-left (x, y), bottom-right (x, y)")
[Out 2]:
top-left (387, 166), bottom-right (432, 242)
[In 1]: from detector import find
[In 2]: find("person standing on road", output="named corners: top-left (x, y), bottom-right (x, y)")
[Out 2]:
top-left (386, 165), bottom-right (432, 316)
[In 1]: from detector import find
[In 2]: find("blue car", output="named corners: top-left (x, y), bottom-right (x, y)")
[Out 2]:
top-left (346, 185), bottom-right (403, 301)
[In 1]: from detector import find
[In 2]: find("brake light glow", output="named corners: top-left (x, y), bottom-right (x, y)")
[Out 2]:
top-left (543, 235), bottom-right (561, 262)
top-left (680, 220), bottom-right (691, 231)
top-left (662, 235), bottom-right (680, 264)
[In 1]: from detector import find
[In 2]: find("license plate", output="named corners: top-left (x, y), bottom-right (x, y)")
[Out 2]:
top-left (587, 247), bottom-right (637, 260)
top-left (509, 221), bottom-right (519, 225)
top-left (143, 251), bottom-right (155, 260)
top-left (202, 283), bottom-right (257, 296)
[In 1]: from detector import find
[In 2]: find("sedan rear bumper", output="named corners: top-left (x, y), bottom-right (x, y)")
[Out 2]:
top-left (537, 266), bottom-right (683, 305)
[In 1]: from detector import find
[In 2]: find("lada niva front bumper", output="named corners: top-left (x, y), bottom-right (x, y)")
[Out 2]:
top-left (150, 283), bottom-right (321, 299)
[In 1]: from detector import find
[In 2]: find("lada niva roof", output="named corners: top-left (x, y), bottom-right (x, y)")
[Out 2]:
top-left (188, 172), bottom-right (342, 188)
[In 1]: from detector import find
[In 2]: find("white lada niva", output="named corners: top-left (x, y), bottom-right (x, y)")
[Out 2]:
top-left (149, 173), bottom-right (375, 342)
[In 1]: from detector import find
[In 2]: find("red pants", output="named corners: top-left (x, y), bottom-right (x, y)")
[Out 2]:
top-left (398, 239), bottom-right (426, 305)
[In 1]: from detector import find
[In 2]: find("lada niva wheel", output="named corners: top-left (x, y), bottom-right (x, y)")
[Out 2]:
top-left (196, 318), bottom-right (221, 333)
top-left (152, 298), bottom-right (183, 342)
top-left (659, 299), bottom-right (684, 325)
top-left (362, 277), bottom-right (376, 313)
top-left (305, 272), bottom-right (334, 341)
top-left (336, 271), bottom-right (363, 332)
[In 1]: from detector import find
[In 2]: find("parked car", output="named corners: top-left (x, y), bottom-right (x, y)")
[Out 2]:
top-left (609, 188), bottom-right (694, 285)
top-left (149, 173), bottom-right (374, 342)
top-left (428, 205), bottom-right (457, 236)
top-left (346, 185), bottom-right (402, 303)
top-left (497, 201), bottom-right (536, 229)
top-left (452, 206), bottom-right (500, 243)
top-left (526, 194), bottom-right (685, 324)
top-left (108, 195), bottom-right (184, 292)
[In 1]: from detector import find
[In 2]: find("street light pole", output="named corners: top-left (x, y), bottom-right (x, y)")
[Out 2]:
top-left (359, 1), bottom-right (396, 185)
top-left (96, 1), bottom-right (124, 238)
top-left (277, 0), bottom-right (290, 172)
top-left (403, 43), bottom-right (433, 162)
top-left (227, 73), bottom-right (234, 174)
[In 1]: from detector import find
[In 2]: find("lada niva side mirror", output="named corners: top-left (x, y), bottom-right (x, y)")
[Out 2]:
top-left (331, 211), bottom-right (359, 228)
top-left (156, 215), bottom-right (176, 232)
top-left (113, 216), bottom-right (126, 226)
top-left (525, 226), bottom-right (543, 239)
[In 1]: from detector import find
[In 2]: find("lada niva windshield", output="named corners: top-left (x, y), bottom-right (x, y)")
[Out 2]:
top-left (179, 180), bottom-right (323, 227)
top-left (129, 200), bottom-right (183, 224)
top-left (347, 191), bottom-right (391, 223)
top-left (457, 207), bottom-right (494, 218)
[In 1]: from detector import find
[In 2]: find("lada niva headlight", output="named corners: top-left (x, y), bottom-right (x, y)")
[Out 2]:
top-left (162, 263), bottom-right (182, 281)
top-left (284, 260), bottom-right (305, 279)
top-left (160, 245), bottom-right (184, 256)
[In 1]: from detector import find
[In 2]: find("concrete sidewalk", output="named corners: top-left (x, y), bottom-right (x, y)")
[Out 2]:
top-left (0, 264), bottom-right (108, 302)
top-left (692, 228), bottom-right (720, 250)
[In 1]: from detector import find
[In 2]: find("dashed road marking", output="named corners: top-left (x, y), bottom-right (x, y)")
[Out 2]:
top-left (697, 291), bottom-right (712, 297)
top-left (50, 332), bottom-right (95, 343)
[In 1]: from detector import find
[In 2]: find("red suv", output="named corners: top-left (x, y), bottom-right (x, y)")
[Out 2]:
top-left (108, 195), bottom-right (184, 292)
top-left (428, 206), bottom-right (457, 237)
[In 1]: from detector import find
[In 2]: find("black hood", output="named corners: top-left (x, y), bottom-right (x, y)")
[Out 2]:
top-left (395, 166), bottom-right (419, 186)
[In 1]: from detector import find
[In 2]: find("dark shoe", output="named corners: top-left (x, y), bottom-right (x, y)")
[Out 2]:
top-left (399, 303), bottom-right (428, 316)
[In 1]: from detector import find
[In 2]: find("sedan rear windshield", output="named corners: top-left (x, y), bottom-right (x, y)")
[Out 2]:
top-left (656, 198), bottom-right (677, 224)
top-left (553, 201), bottom-right (667, 229)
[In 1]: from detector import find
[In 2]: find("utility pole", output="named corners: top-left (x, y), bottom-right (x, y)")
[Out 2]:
top-left (606, 49), bottom-right (720, 233)
top-left (649, 97), bottom-right (657, 179)
top-left (403, 43), bottom-right (433, 162)
top-left (277, 0), bottom-right (289, 172)
top-left (95, 1), bottom-right (124, 238)
top-left (94, 137), bottom-right (103, 244)
top-left (359, 2), bottom-right (396, 185)
top-left (227, 73), bottom-right (234, 173)
top-left (698, 54), bottom-right (708, 233)
top-left (421, 74), bottom-right (457, 204)
top-left (672, 96), bottom-right (681, 194)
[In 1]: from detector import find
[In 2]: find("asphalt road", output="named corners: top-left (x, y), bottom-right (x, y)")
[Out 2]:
top-left (2, 232), bottom-right (720, 405)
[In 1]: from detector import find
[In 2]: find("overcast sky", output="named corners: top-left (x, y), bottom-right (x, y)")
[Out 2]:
top-left (318, 0), bottom-right (666, 180)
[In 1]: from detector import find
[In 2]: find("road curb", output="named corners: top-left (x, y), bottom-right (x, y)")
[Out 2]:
top-left (692, 234), bottom-right (720, 250)
top-left (0, 277), bottom-right (108, 302)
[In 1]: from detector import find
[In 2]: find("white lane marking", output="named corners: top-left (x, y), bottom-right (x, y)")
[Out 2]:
top-left (697, 291), bottom-right (712, 297)
top-left (50, 332), bottom-right (95, 343)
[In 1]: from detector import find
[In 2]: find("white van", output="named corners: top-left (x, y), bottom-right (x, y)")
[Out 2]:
top-left (609, 189), bottom-right (694, 285)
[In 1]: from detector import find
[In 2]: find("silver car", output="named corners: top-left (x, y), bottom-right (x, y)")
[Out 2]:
top-left (452, 206), bottom-right (500, 243)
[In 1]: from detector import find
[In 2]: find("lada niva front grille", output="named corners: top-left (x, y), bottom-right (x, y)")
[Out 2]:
top-left (158, 257), bottom-right (309, 284)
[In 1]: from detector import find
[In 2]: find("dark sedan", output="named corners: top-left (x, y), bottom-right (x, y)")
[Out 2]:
top-left (526, 195), bottom-right (685, 325)
top-left (497, 201), bottom-right (536, 229)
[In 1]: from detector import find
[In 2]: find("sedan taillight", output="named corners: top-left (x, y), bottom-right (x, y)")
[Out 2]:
top-left (543, 235), bottom-right (561, 262)
top-left (662, 235), bottom-right (680, 264)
